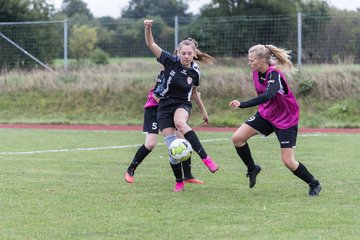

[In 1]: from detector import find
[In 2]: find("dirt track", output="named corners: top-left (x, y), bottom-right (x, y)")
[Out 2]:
top-left (0, 123), bottom-right (359, 133)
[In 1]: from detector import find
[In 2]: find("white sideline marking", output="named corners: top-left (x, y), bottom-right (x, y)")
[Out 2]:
top-left (0, 138), bottom-right (229, 155)
top-left (0, 144), bottom-right (142, 155)
top-left (0, 134), bottom-right (334, 155)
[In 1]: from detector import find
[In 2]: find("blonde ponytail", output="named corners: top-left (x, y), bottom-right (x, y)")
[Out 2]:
top-left (249, 44), bottom-right (296, 75)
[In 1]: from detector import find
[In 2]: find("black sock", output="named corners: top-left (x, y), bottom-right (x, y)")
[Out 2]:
top-left (182, 158), bottom-right (193, 179)
top-left (293, 162), bottom-right (317, 185)
top-left (127, 144), bottom-right (151, 176)
top-left (170, 162), bottom-right (183, 182)
top-left (235, 143), bottom-right (256, 172)
top-left (184, 130), bottom-right (207, 159)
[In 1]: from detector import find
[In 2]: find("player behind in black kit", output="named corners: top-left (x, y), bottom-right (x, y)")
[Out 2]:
top-left (124, 70), bottom-right (204, 185)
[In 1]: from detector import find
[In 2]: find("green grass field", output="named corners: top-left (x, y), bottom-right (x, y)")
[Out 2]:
top-left (0, 128), bottom-right (359, 239)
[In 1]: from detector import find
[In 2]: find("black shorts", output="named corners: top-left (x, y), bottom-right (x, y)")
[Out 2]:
top-left (157, 98), bottom-right (192, 131)
top-left (245, 112), bottom-right (298, 148)
top-left (143, 106), bottom-right (159, 134)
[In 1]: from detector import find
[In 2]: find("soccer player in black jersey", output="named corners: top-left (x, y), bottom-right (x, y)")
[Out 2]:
top-left (124, 70), bottom-right (205, 185)
top-left (144, 19), bottom-right (219, 192)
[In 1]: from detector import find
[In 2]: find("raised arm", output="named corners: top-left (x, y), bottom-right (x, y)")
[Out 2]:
top-left (191, 87), bottom-right (209, 126)
top-left (144, 19), bottom-right (162, 58)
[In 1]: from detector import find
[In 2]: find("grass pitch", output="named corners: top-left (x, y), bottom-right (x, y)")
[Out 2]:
top-left (0, 128), bottom-right (359, 239)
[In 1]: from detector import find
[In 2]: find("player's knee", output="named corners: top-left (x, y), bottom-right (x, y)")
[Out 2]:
top-left (145, 141), bottom-right (157, 151)
top-left (282, 158), bottom-right (296, 170)
top-left (231, 133), bottom-right (246, 145)
top-left (174, 121), bottom-right (187, 133)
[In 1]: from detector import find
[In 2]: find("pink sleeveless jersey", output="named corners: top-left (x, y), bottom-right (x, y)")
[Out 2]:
top-left (144, 88), bottom-right (159, 108)
top-left (252, 65), bottom-right (299, 129)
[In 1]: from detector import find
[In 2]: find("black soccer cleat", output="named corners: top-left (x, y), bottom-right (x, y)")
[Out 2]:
top-left (309, 180), bottom-right (322, 196)
top-left (246, 164), bottom-right (261, 188)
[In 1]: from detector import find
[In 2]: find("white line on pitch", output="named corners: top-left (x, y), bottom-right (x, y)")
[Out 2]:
top-left (0, 134), bottom-right (338, 155)
top-left (0, 138), bottom-right (230, 155)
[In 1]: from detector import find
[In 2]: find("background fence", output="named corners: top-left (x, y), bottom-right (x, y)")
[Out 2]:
top-left (1, 12), bottom-right (360, 72)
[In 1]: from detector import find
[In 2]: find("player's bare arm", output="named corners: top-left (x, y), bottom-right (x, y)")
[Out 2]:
top-left (191, 87), bottom-right (209, 125)
top-left (144, 19), bottom-right (162, 58)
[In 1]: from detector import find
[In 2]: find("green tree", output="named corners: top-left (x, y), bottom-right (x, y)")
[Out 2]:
top-left (194, 0), bottom-right (332, 59)
top-left (121, 0), bottom-right (192, 25)
top-left (61, 0), bottom-right (93, 19)
top-left (69, 24), bottom-right (97, 61)
top-left (0, 0), bottom-right (54, 22)
top-left (112, 17), bottom-right (172, 57)
top-left (195, 0), bottom-right (298, 57)
top-left (201, 0), bottom-right (300, 17)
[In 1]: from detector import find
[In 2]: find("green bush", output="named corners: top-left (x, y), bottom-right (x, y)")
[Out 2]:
top-left (297, 77), bottom-right (314, 96)
top-left (69, 25), bottom-right (97, 61)
top-left (90, 49), bottom-right (110, 65)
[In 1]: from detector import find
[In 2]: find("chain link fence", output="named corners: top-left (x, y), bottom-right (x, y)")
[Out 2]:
top-left (1, 13), bottom-right (360, 72)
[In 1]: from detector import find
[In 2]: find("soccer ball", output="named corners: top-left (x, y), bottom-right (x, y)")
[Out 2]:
top-left (168, 138), bottom-right (192, 162)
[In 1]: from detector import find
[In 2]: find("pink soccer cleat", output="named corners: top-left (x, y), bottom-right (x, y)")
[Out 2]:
top-left (124, 171), bottom-right (134, 183)
top-left (202, 156), bottom-right (219, 173)
top-left (184, 178), bottom-right (205, 184)
top-left (173, 181), bottom-right (185, 192)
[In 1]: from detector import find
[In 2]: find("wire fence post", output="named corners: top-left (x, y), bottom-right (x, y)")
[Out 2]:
top-left (64, 19), bottom-right (68, 74)
top-left (297, 12), bottom-right (302, 69)
top-left (174, 16), bottom-right (178, 50)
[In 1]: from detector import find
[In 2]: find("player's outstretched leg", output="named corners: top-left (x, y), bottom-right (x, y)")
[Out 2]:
top-left (235, 143), bottom-right (261, 188)
top-left (184, 130), bottom-right (219, 173)
top-left (124, 144), bottom-right (151, 183)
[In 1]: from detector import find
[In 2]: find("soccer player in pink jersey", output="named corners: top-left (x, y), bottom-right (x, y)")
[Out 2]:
top-left (229, 44), bottom-right (321, 196)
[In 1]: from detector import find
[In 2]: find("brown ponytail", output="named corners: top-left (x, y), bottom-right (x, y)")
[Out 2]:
top-left (178, 38), bottom-right (216, 64)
